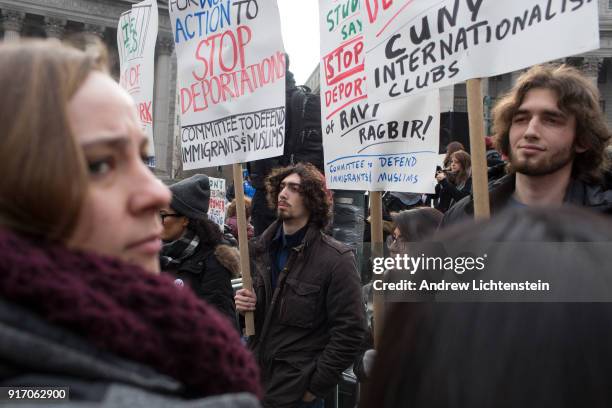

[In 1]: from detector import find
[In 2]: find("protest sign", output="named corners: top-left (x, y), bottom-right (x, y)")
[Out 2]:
top-left (320, 0), bottom-right (440, 193)
top-left (363, 0), bottom-right (599, 102)
top-left (170, 0), bottom-right (286, 170)
top-left (208, 177), bottom-right (226, 229)
top-left (118, 0), bottom-right (158, 159)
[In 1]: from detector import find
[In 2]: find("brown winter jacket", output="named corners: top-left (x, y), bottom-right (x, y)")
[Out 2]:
top-left (247, 220), bottom-right (367, 408)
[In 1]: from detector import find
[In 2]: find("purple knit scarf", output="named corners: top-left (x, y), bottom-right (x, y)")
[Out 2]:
top-left (0, 228), bottom-right (261, 399)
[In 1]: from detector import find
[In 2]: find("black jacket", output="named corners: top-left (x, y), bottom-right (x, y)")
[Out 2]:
top-left (435, 176), bottom-right (472, 213)
top-left (166, 243), bottom-right (239, 324)
top-left (247, 221), bottom-right (367, 408)
top-left (0, 300), bottom-right (259, 408)
top-left (441, 174), bottom-right (612, 228)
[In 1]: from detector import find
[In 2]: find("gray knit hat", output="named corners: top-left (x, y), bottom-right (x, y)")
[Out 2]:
top-left (169, 174), bottom-right (210, 220)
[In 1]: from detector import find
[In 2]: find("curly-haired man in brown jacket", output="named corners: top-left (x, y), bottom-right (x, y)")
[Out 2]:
top-left (235, 162), bottom-right (366, 408)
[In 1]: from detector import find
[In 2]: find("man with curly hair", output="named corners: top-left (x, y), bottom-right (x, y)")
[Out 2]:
top-left (442, 64), bottom-right (612, 226)
top-left (235, 162), bottom-right (366, 408)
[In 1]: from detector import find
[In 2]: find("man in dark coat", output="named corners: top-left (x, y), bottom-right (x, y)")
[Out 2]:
top-left (235, 163), bottom-right (367, 408)
top-left (442, 64), bottom-right (612, 227)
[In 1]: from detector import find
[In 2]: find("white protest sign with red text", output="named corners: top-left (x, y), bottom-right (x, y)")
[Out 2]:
top-left (320, 0), bottom-right (440, 193)
top-left (208, 177), bottom-right (227, 229)
top-left (170, 0), bottom-right (286, 170)
top-left (118, 0), bottom-right (158, 159)
top-left (363, 0), bottom-right (599, 102)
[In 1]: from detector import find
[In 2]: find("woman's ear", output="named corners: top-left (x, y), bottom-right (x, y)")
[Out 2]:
top-left (181, 217), bottom-right (189, 228)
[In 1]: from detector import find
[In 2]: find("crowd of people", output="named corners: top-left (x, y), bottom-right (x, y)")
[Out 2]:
top-left (1, 37), bottom-right (612, 408)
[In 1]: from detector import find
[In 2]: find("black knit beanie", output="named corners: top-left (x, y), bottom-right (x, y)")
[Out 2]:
top-left (169, 174), bottom-right (210, 220)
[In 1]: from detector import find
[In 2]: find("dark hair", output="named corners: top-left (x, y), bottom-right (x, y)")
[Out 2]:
top-left (265, 163), bottom-right (331, 229)
top-left (493, 64), bottom-right (611, 183)
top-left (450, 150), bottom-right (471, 186)
top-left (62, 33), bottom-right (110, 73)
top-left (361, 207), bottom-right (612, 408)
top-left (226, 197), bottom-right (252, 219)
top-left (363, 301), bottom-right (612, 408)
top-left (0, 40), bottom-right (105, 241)
top-left (443, 141), bottom-right (465, 168)
top-left (188, 218), bottom-right (223, 248)
top-left (393, 208), bottom-right (442, 241)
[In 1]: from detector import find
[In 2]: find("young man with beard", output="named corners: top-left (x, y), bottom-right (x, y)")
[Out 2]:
top-left (441, 64), bottom-right (612, 226)
top-left (235, 162), bottom-right (366, 408)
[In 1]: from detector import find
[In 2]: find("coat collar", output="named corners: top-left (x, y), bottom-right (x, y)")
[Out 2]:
top-left (255, 219), bottom-right (320, 253)
top-left (465, 173), bottom-right (612, 215)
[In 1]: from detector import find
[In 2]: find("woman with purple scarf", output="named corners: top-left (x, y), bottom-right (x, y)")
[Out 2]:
top-left (0, 40), bottom-right (261, 407)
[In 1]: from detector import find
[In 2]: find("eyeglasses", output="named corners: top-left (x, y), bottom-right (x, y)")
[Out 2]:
top-left (279, 181), bottom-right (302, 194)
top-left (160, 212), bottom-right (182, 223)
top-left (388, 233), bottom-right (403, 243)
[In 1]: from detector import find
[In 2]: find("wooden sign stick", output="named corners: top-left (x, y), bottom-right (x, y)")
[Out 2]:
top-left (466, 79), bottom-right (491, 220)
top-left (370, 191), bottom-right (385, 347)
top-left (232, 163), bottom-right (255, 336)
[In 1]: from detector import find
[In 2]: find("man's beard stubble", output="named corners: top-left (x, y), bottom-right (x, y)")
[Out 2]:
top-left (277, 207), bottom-right (293, 221)
top-left (509, 143), bottom-right (575, 176)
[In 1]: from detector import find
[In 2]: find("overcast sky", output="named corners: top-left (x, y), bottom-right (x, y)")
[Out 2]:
top-left (277, 0), bottom-right (321, 85)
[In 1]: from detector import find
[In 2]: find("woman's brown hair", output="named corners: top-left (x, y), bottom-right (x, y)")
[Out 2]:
top-left (493, 64), bottom-right (611, 183)
top-left (443, 141), bottom-right (465, 168)
top-left (393, 207), bottom-right (443, 242)
top-left (450, 150), bottom-right (471, 186)
top-left (0, 40), bottom-right (104, 241)
top-left (226, 197), bottom-right (252, 219)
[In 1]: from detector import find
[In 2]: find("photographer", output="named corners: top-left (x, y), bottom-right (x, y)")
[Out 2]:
top-left (435, 151), bottom-right (472, 213)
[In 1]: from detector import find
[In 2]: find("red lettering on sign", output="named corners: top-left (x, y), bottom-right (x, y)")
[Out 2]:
top-left (365, 0), bottom-right (394, 24)
top-left (192, 25), bottom-right (252, 81)
top-left (121, 64), bottom-right (141, 94)
top-left (138, 101), bottom-right (152, 124)
top-left (323, 37), bottom-right (364, 86)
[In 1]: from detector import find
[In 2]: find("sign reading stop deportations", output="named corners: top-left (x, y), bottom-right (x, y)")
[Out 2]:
top-left (170, 0), bottom-right (286, 169)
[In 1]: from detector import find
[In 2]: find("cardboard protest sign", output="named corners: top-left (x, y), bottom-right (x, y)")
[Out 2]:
top-left (320, 0), bottom-right (440, 193)
top-left (208, 177), bottom-right (226, 229)
top-left (117, 0), bottom-right (158, 159)
top-left (363, 0), bottom-right (599, 102)
top-left (170, 0), bottom-right (286, 170)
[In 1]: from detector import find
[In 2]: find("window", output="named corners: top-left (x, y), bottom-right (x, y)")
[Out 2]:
top-left (598, 59), bottom-right (608, 84)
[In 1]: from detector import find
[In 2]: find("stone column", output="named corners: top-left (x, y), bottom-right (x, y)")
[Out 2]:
top-left (480, 77), bottom-right (490, 98)
top-left (439, 85), bottom-right (454, 112)
top-left (44, 17), bottom-right (66, 41)
top-left (83, 23), bottom-right (106, 40)
top-left (1, 10), bottom-right (25, 41)
top-left (510, 69), bottom-right (525, 86)
top-left (153, 33), bottom-right (175, 176)
top-left (582, 56), bottom-right (602, 86)
top-left (173, 75), bottom-right (183, 179)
